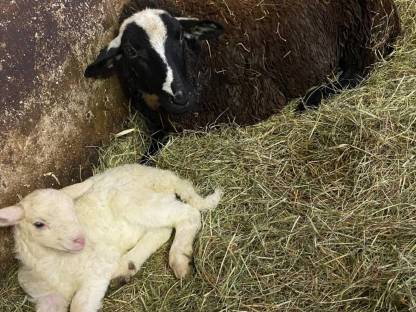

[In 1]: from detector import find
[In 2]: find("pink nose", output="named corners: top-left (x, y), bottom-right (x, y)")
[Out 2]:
top-left (73, 237), bottom-right (85, 248)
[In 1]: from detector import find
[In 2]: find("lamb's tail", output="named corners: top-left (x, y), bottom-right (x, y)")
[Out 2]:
top-left (152, 169), bottom-right (223, 210)
top-left (174, 179), bottom-right (222, 211)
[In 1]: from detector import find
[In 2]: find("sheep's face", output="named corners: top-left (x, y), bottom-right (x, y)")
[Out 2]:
top-left (0, 189), bottom-right (86, 253)
top-left (85, 8), bottom-right (223, 114)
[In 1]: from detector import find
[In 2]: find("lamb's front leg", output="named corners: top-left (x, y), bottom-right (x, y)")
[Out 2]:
top-left (70, 278), bottom-right (110, 312)
top-left (36, 294), bottom-right (68, 312)
top-left (18, 267), bottom-right (69, 312)
top-left (112, 228), bottom-right (172, 284)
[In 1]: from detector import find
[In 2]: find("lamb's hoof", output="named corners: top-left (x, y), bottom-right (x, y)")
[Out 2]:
top-left (111, 261), bottom-right (137, 288)
top-left (169, 253), bottom-right (193, 279)
top-left (111, 275), bottom-right (131, 288)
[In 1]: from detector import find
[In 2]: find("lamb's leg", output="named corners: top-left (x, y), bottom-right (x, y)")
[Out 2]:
top-left (168, 206), bottom-right (202, 279)
top-left (70, 278), bottom-right (110, 312)
top-left (150, 170), bottom-right (222, 211)
top-left (135, 200), bottom-right (203, 279)
top-left (36, 294), bottom-right (68, 312)
top-left (18, 267), bottom-right (68, 312)
top-left (112, 227), bottom-right (172, 284)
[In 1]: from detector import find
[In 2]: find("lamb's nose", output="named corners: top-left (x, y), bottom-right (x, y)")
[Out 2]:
top-left (73, 237), bottom-right (85, 247)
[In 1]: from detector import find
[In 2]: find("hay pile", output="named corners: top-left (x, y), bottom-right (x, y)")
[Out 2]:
top-left (1, 0), bottom-right (415, 311)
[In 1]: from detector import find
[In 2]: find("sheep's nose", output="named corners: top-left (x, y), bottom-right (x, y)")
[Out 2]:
top-left (173, 91), bottom-right (188, 106)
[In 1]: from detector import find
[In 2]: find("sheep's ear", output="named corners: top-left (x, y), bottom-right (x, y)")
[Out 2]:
top-left (61, 180), bottom-right (93, 199)
top-left (0, 206), bottom-right (24, 226)
top-left (177, 18), bottom-right (224, 40)
top-left (84, 42), bottom-right (122, 78)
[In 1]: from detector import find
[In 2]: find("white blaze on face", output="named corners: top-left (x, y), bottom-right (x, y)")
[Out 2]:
top-left (108, 9), bottom-right (174, 96)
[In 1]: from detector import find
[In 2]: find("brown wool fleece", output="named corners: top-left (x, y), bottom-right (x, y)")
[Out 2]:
top-left (120, 0), bottom-right (400, 130)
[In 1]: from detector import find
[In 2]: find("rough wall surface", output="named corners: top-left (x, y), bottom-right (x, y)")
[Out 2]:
top-left (0, 0), bottom-right (128, 278)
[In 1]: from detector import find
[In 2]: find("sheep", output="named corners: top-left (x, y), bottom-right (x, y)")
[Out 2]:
top-left (0, 164), bottom-right (222, 312)
top-left (84, 0), bottom-right (401, 160)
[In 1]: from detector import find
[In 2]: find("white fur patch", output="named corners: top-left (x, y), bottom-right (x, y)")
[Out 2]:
top-left (108, 9), bottom-right (174, 95)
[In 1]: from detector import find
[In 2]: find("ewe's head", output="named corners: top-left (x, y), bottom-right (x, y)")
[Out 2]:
top-left (0, 181), bottom-right (92, 253)
top-left (85, 8), bottom-right (223, 114)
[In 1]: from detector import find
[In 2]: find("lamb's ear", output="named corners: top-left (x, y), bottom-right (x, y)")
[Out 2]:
top-left (61, 180), bottom-right (93, 199)
top-left (84, 39), bottom-right (122, 78)
top-left (177, 18), bottom-right (224, 40)
top-left (0, 206), bottom-right (24, 226)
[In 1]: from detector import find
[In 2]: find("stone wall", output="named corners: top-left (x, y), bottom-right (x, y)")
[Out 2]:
top-left (0, 0), bottom-right (129, 278)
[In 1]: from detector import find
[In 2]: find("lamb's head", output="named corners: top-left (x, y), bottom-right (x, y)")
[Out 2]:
top-left (84, 8), bottom-right (223, 114)
top-left (0, 181), bottom-right (92, 253)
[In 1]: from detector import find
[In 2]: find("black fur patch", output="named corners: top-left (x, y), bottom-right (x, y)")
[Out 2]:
top-left (160, 14), bottom-right (189, 95)
top-left (119, 23), bottom-right (168, 95)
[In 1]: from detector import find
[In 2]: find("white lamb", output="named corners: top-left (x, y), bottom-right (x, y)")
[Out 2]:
top-left (0, 164), bottom-right (222, 312)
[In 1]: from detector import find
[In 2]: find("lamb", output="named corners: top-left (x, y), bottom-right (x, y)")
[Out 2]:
top-left (0, 164), bottom-right (222, 312)
top-left (84, 0), bottom-right (401, 160)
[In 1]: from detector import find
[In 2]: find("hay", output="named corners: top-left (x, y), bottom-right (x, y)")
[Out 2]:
top-left (2, 0), bottom-right (416, 311)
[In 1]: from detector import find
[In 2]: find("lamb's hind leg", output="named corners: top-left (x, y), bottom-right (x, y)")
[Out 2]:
top-left (132, 199), bottom-right (204, 279)
top-left (149, 201), bottom-right (202, 279)
top-left (168, 205), bottom-right (202, 279)
top-left (112, 228), bottom-right (172, 284)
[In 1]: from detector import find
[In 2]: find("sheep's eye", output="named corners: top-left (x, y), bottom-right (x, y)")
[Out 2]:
top-left (124, 44), bottom-right (139, 59)
top-left (33, 222), bottom-right (45, 229)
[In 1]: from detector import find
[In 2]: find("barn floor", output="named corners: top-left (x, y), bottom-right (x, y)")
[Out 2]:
top-left (1, 0), bottom-right (416, 311)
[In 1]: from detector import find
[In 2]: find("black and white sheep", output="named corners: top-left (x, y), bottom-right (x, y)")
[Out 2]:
top-left (85, 0), bottom-right (401, 158)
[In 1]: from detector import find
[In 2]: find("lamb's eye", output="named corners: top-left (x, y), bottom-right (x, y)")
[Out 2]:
top-left (33, 222), bottom-right (45, 229)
